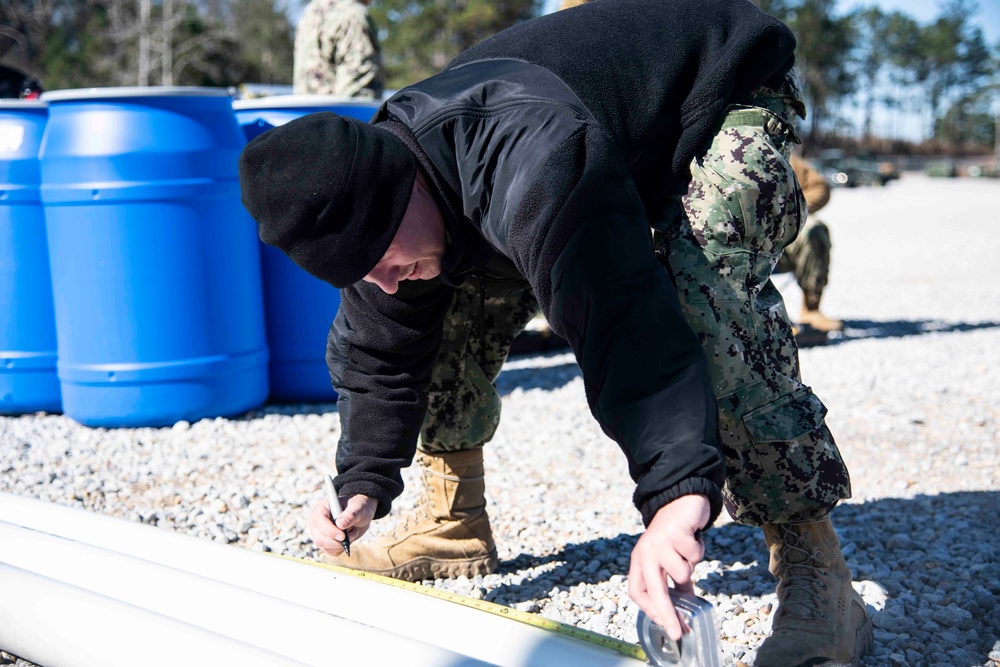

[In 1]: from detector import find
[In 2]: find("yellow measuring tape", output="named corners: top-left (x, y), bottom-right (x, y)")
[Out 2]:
top-left (280, 554), bottom-right (647, 662)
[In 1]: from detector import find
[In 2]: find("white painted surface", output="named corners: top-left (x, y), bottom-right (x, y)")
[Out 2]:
top-left (0, 494), bottom-right (639, 667)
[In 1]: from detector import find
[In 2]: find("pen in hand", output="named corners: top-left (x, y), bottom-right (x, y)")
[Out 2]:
top-left (324, 471), bottom-right (351, 557)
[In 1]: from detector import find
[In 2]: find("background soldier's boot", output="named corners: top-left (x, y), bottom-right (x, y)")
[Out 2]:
top-left (321, 449), bottom-right (497, 582)
top-left (800, 292), bottom-right (843, 332)
top-left (756, 518), bottom-right (873, 667)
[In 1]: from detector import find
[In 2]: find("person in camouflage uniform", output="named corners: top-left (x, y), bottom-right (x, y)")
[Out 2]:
top-left (417, 76), bottom-right (854, 520)
top-left (293, 0), bottom-right (383, 99)
top-left (777, 154), bottom-right (843, 331)
top-left (240, 1), bottom-right (870, 664)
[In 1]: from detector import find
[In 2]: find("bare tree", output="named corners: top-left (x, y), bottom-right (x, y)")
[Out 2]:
top-left (138, 0), bottom-right (151, 84)
top-left (853, 7), bottom-right (891, 141)
top-left (0, 25), bottom-right (31, 66)
top-left (1, 0), bottom-right (60, 77)
top-left (98, 0), bottom-right (144, 85)
top-left (161, 0), bottom-right (173, 84)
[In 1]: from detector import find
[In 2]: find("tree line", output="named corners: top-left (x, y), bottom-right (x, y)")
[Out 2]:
top-left (1, 0), bottom-right (295, 90)
top-left (1, 0), bottom-right (997, 147)
top-left (755, 0), bottom-right (998, 149)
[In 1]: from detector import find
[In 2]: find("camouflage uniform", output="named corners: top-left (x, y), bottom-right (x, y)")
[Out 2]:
top-left (776, 155), bottom-right (833, 300)
top-left (775, 216), bottom-right (831, 298)
top-left (293, 0), bottom-right (383, 99)
top-left (418, 71), bottom-right (851, 528)
top-left (420, 285), bottom-right (539, 452)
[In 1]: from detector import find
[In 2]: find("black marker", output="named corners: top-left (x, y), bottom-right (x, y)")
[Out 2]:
top-left (324, 472), bottom-right (351, 557)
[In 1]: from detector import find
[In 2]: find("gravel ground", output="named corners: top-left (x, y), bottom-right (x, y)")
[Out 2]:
top-left (2, 173), bottom-right (999, 666)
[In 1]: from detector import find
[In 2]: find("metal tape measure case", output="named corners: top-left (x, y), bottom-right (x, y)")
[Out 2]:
top-left (636, 591), bottom-right (721, 666)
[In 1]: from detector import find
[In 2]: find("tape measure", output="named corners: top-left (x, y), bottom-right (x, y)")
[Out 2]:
top-left (636, 610), bottom-right (685, 666)
top-left (635, 593), bottom-right (723, 667)
top-left (281, 554), bottom-right (648, 662)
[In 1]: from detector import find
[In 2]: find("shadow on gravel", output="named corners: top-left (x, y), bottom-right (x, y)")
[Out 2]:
top-left (495, 359), bottom-right (581, 395)
top-left (824, 492), bottom-right (999, 664)
top-left (493, 534), bottom-right (638, 602)
top-left (494, 492), bottom-right (999, 663)
top-left (829, 318), bottom-right (1000, 345)
top-left (492, 526), bottom-right (770, 604)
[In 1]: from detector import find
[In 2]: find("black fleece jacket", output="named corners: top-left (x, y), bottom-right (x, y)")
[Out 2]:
top-left (327, 0), bottom-right (798, 527)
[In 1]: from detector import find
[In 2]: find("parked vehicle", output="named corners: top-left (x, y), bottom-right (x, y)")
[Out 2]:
top-left (811, 149), bottom-right (898, 188)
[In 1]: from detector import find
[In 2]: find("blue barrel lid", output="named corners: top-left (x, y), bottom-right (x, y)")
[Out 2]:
top-left (0, 100), bottom-right (47, 109)
top-left (42, 86), bottom-right (232, 102)
top-left (232, 94), bottom-right (378, 111)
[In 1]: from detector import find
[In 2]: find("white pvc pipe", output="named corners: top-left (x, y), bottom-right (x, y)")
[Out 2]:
top-left (0, 564), bottom-right (309, 667)
top-left (0, 494), bottom-right (639, 666)
top-left (0, 522), bottom-right (481, 667)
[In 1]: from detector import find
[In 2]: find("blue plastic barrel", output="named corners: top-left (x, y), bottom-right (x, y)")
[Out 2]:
top-left (40, 87), bottom-right (269, 427)
top-left (234, 96), bottom-right (378, 402)
top-left (0, 100), bottom-right (61, 414)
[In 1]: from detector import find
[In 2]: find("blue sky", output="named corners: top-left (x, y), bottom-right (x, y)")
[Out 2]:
top-left (835, 0), bottom-right (999, 42)
top-left (539, 0), bottom-right (1000, 43)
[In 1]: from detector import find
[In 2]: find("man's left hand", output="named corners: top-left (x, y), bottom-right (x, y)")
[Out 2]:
top-left (628, 494), bottom-right (711, 641)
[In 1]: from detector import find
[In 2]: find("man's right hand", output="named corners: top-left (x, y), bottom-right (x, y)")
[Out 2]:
top-left (309, 493), bottom-right (378, 556)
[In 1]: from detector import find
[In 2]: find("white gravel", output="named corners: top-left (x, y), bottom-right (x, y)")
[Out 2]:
top-left (2, 173), bottom-right (999, 666)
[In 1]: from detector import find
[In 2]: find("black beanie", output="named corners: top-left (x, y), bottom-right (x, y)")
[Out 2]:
top-left (238, 112), bottom-right (417, 288)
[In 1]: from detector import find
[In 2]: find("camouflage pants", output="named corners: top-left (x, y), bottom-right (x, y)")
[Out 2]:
top-left (775, 216), bottom-right (832, 298)
top-left (419, 284), bottom-right (539, 452)
top-left (651, 100), bottom-right (850, 526)
top-left (419, 102), bottom-right (851, 527)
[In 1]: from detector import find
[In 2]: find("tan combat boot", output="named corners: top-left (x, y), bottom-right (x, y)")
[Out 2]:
top-left (799, 292), bottom-right (843, 332)
top-left (321, 448), bottom-right (497, 581)
top-left (755, 518), bottom-right (873, 667)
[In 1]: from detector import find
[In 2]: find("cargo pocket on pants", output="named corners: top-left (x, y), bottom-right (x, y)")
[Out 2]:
top-left (735, 387), bottom-right (834, 523)
top-left (742, 387), bottom-right (827, 444)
